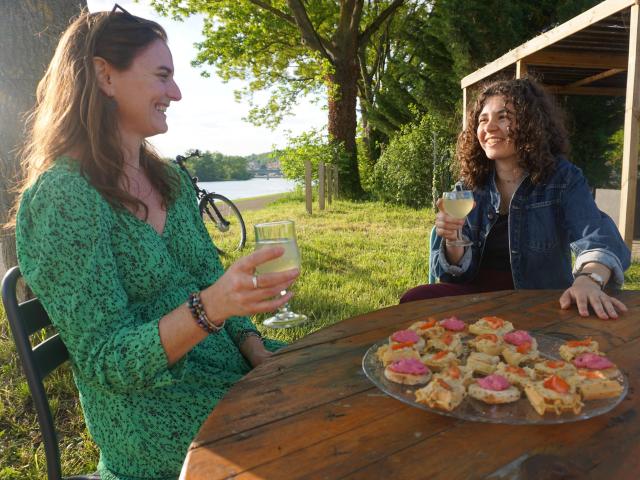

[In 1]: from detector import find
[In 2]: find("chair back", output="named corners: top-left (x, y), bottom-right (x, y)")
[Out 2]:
top-left (2, 266), bottom-right (69, 480)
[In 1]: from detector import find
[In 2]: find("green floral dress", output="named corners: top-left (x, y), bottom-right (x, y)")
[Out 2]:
top-left (16, 159), bottom-right (279, 480)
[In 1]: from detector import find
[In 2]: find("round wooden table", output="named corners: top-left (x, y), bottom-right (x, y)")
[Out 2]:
top-left (181, 290), bottom-right (640, 479)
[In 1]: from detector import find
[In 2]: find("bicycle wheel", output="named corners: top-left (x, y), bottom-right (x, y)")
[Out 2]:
top-left (199, 193), bottom-right (247, 255)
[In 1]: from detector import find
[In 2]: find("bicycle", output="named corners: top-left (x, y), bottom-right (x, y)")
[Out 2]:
top-left (174, 151), bottom-right (247, 255)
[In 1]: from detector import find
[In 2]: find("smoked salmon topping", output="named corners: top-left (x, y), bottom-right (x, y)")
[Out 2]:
top-left (545, 360), bottom-right (565, 369)
top-left (419, 318), bottom-right (438, 330)
top-left (477, 333), bottom-right (498, 342)
top-left (433, 351), bottom-right (449, 360)
top-left (437, 378), bottom-right (452, 390)
top-left (506, 365), bottom-right (527, 376)
top-left (442, 333), bottom-right (453, 345)
top-left (516, 342), bottom-right (532, 354)
top-left (578, 369), bottom-right (605, 379)
top-left (391, 342), bottom-right (415, 350)
top-left (543, 375), bottom-right (570, 394)
top-left (566, 338), bottom-right (593, 348)
top-left (447, 366), bottom-right (461, 379)
top-left (482, 316), bottom-right (505, 329)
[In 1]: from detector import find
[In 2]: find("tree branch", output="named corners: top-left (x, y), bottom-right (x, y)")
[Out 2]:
top-left (247, 0), bottom-right (297, 26)
top-left (286, 0), bottom-right (335, 63)
top-left (359, 0), bottom-right (405, 46)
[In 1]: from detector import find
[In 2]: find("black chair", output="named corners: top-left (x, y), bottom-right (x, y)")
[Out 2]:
top-left (1, 266), bottom-right (99, 480)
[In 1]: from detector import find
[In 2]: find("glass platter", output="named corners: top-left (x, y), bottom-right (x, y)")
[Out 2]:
top-left (362, 334), bottom-right (628, 424)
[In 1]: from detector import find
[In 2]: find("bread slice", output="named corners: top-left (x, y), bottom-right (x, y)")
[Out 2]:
top-left (409, 319), bottom-right (445, 339)
top-left (415, 376), bottom-right (466, 412)
top-left (376, 344), bottom-right (421, 366)
top-left (559, 338), bottom-right (600, 362)
top-left (469, 316), bottom-right (514, 336)
top-left (468, 383), bottom-right (521, 404)
top-left (495, 362), bottom-right (535, 390)
top-left (466, 352), bottom-right (500, 375)
top-left (568, 370), bottom-right (624, 400)
top-left (524, 380), bottom-right (583, 416)
top-left (426, 332), bottom-right (464, 357)
top-left (468, 333), bottom-right (504, 356)
top-left (533, 359), bottom-right (577, 380)
top-left (384, 361), bottom-right (432, 385)
top-left (421, 350), bottom-right (458, 371)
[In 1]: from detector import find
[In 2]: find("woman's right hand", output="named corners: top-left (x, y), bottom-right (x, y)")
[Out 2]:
top-left (435, 198), bottom-right (467, 264)
top-left (200, 246), bottom-right (299, 325)
top-left (435, 198), bottom-right (465, 242)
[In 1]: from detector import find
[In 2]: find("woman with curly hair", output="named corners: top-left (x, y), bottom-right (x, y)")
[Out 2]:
top-left (401, 77), bottom-right (630, 320)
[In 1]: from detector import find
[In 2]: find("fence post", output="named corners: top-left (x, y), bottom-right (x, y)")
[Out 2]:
top-left (304, 160), bottom-right (312, 215)
top-left (326, 166), bottom-right (333, 205)
top-left (318, 162), bottom-right (325, 211)
top-left (333, 165), bottom-right (339, 199)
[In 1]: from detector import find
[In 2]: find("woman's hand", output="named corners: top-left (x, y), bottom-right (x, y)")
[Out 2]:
top-left (559, 276), bottom-right (627, 320)
top-left (201, 246), bottom-right (299, 325)
top-left (435, 197), bottom-right (468, 265)
top-left (239, 335), bottom-right (273, 368)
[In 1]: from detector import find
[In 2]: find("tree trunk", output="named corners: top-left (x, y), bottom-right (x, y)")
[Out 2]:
top-left (327, 56), bottom-right (364, 198)
top-left (0, 0), bottom-right (85, 279)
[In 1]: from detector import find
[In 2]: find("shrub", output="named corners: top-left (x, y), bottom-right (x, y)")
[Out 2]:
top-left (371, 113), bottom-right (455, 209)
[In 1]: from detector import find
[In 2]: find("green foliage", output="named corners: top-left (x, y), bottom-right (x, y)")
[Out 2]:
top-left (371, 113), bottom-right (455, 208)
top-left (185, 150), bottom-right (252, 181)
top-left (277, 128), bottom-right (348, 183)
top-left (559, 96), bottom-right (625, 188)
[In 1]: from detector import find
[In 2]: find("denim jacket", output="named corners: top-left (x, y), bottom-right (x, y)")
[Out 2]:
top-left (431, 157), bottom-right (631, 289)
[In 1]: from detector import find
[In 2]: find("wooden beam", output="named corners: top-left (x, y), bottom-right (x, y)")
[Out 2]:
top-left (620, 3), bottom-right (640, 246)
top-left (516, 60), bottom-right (527, 79)
top-left (524, 50), bottom-right (628, 69)
top-left (461, 0), bottom-right (635, 88)
top-left (462, 87), bottom-right (467, 130)
top-left (545, 85), bottom-right (626, 96)
top-left (566, 68), bottom-right (626, 87)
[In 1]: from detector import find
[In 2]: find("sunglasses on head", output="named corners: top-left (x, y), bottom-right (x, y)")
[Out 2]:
top-left (111, 3), bottom-right (140, 22)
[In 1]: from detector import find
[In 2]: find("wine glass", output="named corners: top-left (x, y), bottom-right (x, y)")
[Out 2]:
top-left (442, 190), bottom-right (474, 247)
top-left (254, 220), bottom-right (307, 328)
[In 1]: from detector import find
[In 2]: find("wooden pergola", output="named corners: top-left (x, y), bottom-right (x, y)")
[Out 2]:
top-left (461, 0), bottom-right (639, 249)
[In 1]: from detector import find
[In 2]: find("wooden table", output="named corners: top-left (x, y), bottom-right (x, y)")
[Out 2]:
top-left (181, 290), bottom-right (640, 479)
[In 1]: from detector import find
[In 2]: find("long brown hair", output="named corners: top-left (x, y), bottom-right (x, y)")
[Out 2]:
top-left (456, 77), bottom-right (570, 189)
top-left (10, 9), bottom-right (179, 225)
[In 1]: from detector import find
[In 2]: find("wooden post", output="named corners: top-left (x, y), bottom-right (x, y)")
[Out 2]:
top-left (304, 160), bottom-right (312, 215)
top-left (333, 165), bottom-right (339, 199)
top-left (516, 60), bottom-right (528, 78)
top-left (462, 87), bottom-right (467, 130)
top-left (318, 162), bottom-right (325, 211)
top-left (620, 3), bottom-right (640, 247)
top-left (326, 165), bottom-right (333, 205)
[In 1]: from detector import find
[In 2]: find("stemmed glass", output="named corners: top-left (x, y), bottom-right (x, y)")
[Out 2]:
top-left (442, 190), bottom-right (474, 247)
top-left (254, 220), bottom-right (307, 328)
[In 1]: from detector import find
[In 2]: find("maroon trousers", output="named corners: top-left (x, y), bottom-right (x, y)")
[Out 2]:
top-left (400, 269), bottom-right (515, 303)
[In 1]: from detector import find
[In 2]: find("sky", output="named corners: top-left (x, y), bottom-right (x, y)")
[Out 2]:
top-left (87, 0), bottom-right (327, 158)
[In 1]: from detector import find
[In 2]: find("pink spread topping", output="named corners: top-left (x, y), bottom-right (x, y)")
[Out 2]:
top-left (439, 316), bottom-right (466, 331)
top-left (476, 374), bottom-right (511, 391)
top-left (504, 330), bottom-right (533, 346)
top-left (388, 358), bottom-right (429, 375)
top-left (390, 329), bottom-right (420, 344)
top-left (573, 353), bottom-right (614, 370)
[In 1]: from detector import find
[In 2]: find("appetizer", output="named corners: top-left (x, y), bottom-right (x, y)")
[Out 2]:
top-left (384, 358), bottom-right (432, 385)
top-left (468, 374), bottom-right (521, 404)
top-left (469, 316), bottom-right (514, 336)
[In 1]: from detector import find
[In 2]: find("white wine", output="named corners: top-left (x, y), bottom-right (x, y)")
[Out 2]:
top-left (255, 238), bottom-right (301, 274)
top-left (443, 198), bottom-right (474, 219)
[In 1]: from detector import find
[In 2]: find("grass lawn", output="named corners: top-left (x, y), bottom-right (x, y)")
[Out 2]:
top-left (1, 194), bottom-right (638, 478)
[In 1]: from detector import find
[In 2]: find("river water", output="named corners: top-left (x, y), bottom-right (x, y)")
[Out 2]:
top-left (198, 178), bottom-right (298, 200)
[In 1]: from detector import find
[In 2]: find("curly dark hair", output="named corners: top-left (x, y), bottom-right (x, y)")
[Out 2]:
top-left (456, 76), bottom-right (570, 189)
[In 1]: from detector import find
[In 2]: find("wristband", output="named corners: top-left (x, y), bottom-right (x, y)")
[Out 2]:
top-left (238, 328), bottom-right (263, 345)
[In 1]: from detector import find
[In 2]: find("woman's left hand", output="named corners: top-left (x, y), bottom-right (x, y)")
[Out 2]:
top-left (240, 335), bottom-right (273, 368)
top-left (559, 276), bottom-right (627, 319)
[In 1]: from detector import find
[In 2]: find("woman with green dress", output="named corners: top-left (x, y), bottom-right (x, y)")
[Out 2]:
top-left (11, 7), bottom-right (298, 480)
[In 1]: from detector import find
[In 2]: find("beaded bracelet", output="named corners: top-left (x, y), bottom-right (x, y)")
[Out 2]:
top-left (187, 292), bottom-right (225, 334)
